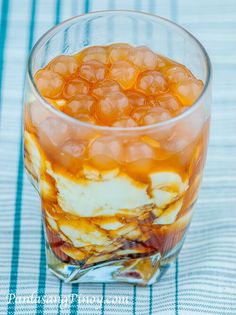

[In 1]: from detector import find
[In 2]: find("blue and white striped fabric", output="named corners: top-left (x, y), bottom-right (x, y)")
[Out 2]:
top-left (0, 0), bottom-right (236, 314)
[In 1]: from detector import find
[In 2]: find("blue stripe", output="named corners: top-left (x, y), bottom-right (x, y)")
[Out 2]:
top-left (36, 1), bottom-right (62, 314)
top-left (55, 0), bottom-right (61, 25)
top-left (84, 0), bottom-right (90, 44)
top-left (7, 146), bottom-right (24, 315)
top-left (109, 0), bottom-right (114, 9)
top-left (132, 285), bottom-right (136, 315)
top-left (101, 283), bottom-right (106, 315)
top-left (70, 284), bottom-right (79, 315)
top-left (148, 0), bottom-right (156, 12)
top-left (132, 0), bottom-right (142, 44)
top-left (57, 281), bottom-right (63, 315)
top-left (175, 258), bottom-right (179, 315)
top-left (7, 1), bottom-right (37, 314)
top-left (84, 0), bottom-right (89, 14)
top-left (171, 0), bottom-right (178, 23)
top-left (0, 0), bottom-right (10, 125)
top-left (149, 285), bottom-right (153, 315)
top-left (135, 1), bottom-right (141, 10)
top-left (35, 228), bottom-right (47, 315)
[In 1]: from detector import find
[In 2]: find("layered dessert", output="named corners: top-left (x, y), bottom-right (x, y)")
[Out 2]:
top-left (24, 44), bottom-right (209, 283)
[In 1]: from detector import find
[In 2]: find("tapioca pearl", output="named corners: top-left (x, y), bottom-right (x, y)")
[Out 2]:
top-left (178, 140), bottom-right (201, 171)
top-left (59, 140), bottom-right (86, 172)
top-left (156, 54), bottom-right (169, 69)
top-left (49, 55), bottom-right (79, 78)
top-left (163, 134), bottom-right (192, 156)
top-left (73, 113), bottom-right (96, 124)
top-left (109, 43), bottom-right (132, 62)
top-left (146, 95), bottom-right (169, 108)
top-left (140, 135), bottom-right (161, 149)
top-left (80, 46), bottom-right (109, 64)
top-left (91, 80), bottom-right (121, 98)
top-left (39, 117), bottom-right (70, 146)
top-left (165, 65), bottom-right (191, 84)
top-left (71, 122), bottom-right (97, 143)
top-left (79, 60), bottom-right (107, 83)
top-left (157, 55), bottom-right (179, 72)
top-left (89, 136), bottom-right (123, 160)
top-left (126, 158), bottom-right (156, 181)
top-left (173, 106), bottom-right (189, 117)
top-left (88, 136), bottom-right (124, 169)
top-left (63, 79), bottom-right (90, 99)
top-left (48, 98), bottom-right (67, 108)
top-left (95, 92), bottom-right (131, 125)
top-left (62, 141), bottom-right (86, 159)
top-left (156, 93), bottom-right (182, 112)
top-left (146, 96), bottom-right (158, 107)
top-left (136, 70), bottom-right (168, 95)
top-left (125, 140), bottom-right (156, 162)
top-left (30, 101), bottom-right (51, 128)
top-left (38, 117), bottom-right (71, 157)
top-left (146, 123), bottom-right (174, 142)
top-left (35, 69), bottom-right (64, 98)
top-left (112, 117), bottom-right (138, 127)
top-left (124, 141), bottom-right (156, 179)
top-left (164, 108), bottom-right (204, 154)
top-left (131, 106), bottom-right (152, 123)
top-left (179, 107), bottom-right (205, 140)
top-left (140, 136), bottom-right (171, 160)
top-left (141, 108), bottom-right (172, 125)
top-left (128, 46), bottom-right (158, 70)
top-left (63, 95), bottom-right (96, 119)
top-left (125, 91), bottom-right (146, 107)
top-left (109, 61), bottom-right (139, 90)
top-left (172, 78), bottom-right (204, 106)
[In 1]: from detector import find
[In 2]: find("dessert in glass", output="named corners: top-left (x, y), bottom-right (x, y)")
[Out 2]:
top-left (23, 11), bottom-right (212, 285)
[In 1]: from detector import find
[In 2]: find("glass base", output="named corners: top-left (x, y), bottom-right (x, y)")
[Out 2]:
top-left (46, 238), bottom-right (184, 286)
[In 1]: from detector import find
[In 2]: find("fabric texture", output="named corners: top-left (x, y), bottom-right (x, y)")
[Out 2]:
top-left (0, 0), bottom-right (236, 314)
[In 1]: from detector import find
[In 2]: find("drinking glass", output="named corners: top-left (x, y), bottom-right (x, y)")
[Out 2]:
top-left (23, 11), bottom-right (212, 285)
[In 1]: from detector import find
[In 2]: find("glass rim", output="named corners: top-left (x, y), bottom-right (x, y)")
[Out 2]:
top-left (27, 10), bottom-right (212, 132)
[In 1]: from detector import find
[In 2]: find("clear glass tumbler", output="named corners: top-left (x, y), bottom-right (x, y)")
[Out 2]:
top-left (23, 11), bottom-right (212, 285)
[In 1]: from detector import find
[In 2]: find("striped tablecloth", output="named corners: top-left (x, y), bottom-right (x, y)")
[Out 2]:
top-left (0, 0), bottom-right (236, 314)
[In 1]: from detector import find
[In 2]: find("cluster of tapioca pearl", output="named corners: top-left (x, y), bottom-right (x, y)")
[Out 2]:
top-left (35, 44), bottom-right (203, 127)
